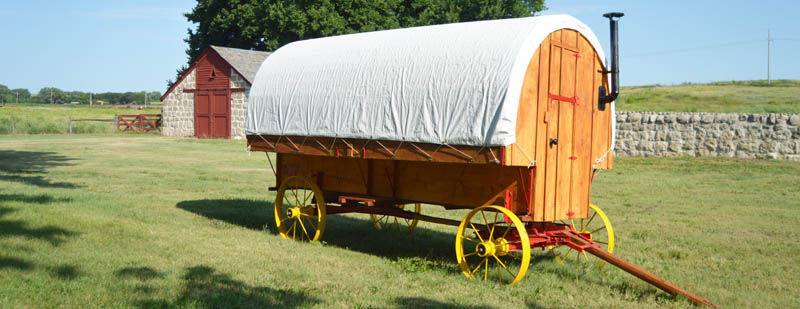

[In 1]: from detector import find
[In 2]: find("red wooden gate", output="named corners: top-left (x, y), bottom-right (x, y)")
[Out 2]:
top-left (117, 114), bottom-right (161, 132)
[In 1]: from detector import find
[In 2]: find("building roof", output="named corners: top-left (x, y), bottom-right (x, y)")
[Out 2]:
top-left (161, 45), bottom-right (271, 101)
top-left (210, 46), bottom-right (271, 84)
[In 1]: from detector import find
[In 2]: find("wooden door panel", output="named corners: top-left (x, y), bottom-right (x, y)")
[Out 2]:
top-left (195, 93), bottom-right (211, 138)
top-left (554, 31), bottom-right (578, 220)
top-left (211, 92), bottom-right (229, 138)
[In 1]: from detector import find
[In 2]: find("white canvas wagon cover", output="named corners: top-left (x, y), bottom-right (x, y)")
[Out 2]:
top-left (247, 14), bottom-right (611, 147)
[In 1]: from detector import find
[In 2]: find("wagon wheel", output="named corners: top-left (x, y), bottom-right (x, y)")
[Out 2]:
top-left (455, 206), bottom-right (530, 286)
top-left (369, 203), bottom-right (421, 234)
top-left (274, 176), bottom-right (327, 242)
top-left (550, 203), bottom-right (615, 266)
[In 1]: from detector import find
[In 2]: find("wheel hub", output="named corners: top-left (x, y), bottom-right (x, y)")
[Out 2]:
top-left (286, 206), bottom-right (315, 219)
top-left (476, 242), bottom-right (495, 257)
top-left (475, 238), bottom-right (510, 258)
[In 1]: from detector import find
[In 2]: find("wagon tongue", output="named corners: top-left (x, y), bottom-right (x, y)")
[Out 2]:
top-left (562, 230), bottom-right (716, 307)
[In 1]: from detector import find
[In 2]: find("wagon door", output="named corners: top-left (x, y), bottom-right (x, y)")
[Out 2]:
top-left (535, 29), bottom-right (599, 222)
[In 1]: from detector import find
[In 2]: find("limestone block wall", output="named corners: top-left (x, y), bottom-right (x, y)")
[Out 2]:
top-left (230, 70), bottom-right (250, 139)
top-left (614, 111), bottom-right (800, 160)
top-left (162, 70), bottom-right (196, 137)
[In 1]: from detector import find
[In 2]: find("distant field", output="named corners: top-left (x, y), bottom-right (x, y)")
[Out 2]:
top-left (0, 135), bottom-right (797, 307)
top-left (616, 80), bottom-right (800, 114)
top-left (0, 104), bottom-right (162, 134)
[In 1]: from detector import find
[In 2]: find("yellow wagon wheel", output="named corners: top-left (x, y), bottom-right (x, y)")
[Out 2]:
top-left (274, 176), bottom-right (326, 242)
top-left (369, 203), bottom-right (421, 234)
top-left (551, 203), bottom-right (615, 266)
top-left (455, 206), bottom-right (530, 286)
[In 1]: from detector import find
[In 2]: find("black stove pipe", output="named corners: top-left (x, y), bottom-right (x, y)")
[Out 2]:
top-left (598, 12), bottom-right (624, 111)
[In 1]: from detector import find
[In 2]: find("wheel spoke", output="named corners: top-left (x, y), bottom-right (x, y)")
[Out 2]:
top-left (471, 257), bottom-right (487, 275)
top-left (291, 221), bottom-right (297, 240)
top-left (480, 210), bottom-right (489, 227)
top-left (298, 218), bottom-right (311, 240)
top-left (279, 217), bottom-right (289, 224)
top-left (508, 253), bottom-right (522, 261)
top-left (582, 250), bottom-right (590, 262)
top-left (304, 217), bottom-right (317, 231)
top-left (594, 240), bottom-right (608, 245)
top-left (497, 260), bottom-right (501, 283)
top-left (462, 236), bottom-right (479, 244)
top-left (292, 187), bottom-right (300, 207)
top-left (563, 248), bottom-right (573, 260)
top-left (493, 256), bottom-right (517, 279)
top-left (470, 223), bottom-right (485, 242)
top-left (492, 255), bottom-right (509, 270)
top-left (302, 188), bottom-right (311, 206)
top-left (584, 212), bottom-right (598, 230)
top-left (464, 251), bottom-right (478, 257)
top-left (483, 258), bottom-right (488, 281)
top-left (500, 224), bottom-right (512, 239)
top-left (489, 212), bottom-right (498, 240)
top-left (590, 226), bottom-right (606, 234)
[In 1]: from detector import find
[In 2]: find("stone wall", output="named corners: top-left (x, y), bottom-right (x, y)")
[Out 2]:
top-left (162, 70), bottom-right (196, 137)
top-left (614, 111), bottom-right (800, 160)
top-left (230, 70), bottom-right (250, 139)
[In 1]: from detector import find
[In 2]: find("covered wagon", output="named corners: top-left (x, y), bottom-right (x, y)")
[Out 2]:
top-left (245, 13), bottom-right (714, 306)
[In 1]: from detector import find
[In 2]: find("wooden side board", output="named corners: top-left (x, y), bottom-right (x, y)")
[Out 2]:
top-left (277, 153), bottom-right (533, 216)
top-left (248, 135), bottom-right (504, 165)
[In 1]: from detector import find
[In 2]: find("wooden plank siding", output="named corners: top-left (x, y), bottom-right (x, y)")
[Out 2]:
top-left (277, 154), bottom-right (525, 211)
top-left (251, 28), bottom-right (614, 222)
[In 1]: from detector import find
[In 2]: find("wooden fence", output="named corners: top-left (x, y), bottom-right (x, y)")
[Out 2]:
top-left (65, 114), bottom-right (161, 133)
top-left (116, 114), bottom-right (161, 132)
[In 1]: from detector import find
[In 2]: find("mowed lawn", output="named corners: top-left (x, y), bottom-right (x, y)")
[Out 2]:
top-left (0, 135), bottom-right (798, 308)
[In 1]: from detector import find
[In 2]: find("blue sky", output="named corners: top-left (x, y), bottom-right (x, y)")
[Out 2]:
top-left (0, 1), bottom-right (798, 94)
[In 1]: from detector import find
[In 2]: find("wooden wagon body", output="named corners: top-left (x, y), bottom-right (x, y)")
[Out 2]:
top-left (244, 13), bottom-right (714, 306)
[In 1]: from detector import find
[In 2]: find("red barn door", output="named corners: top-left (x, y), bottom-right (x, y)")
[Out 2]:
top-left (193, 50), bottom-right (231, 139)
top-left (194, 90), bottom-right (230, 138)
top-left (211, 90), bottom-right (230, 138)
top-left (195, 92), bottom-right (212, 138)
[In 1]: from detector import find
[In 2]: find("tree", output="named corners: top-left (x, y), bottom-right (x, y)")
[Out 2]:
top-left (171, 0), bottom-right (546, 88)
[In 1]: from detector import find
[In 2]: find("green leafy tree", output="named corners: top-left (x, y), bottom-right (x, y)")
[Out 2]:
top-left (171, 0), bottom-right (545, 88)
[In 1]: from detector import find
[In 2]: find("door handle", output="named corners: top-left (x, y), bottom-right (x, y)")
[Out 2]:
top-left (549, 138), bottom-right (558, 148)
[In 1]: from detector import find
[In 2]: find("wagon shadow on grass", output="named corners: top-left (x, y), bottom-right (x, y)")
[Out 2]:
top-left (177, 199), bottom-right (567, 281)
top-left (177, 199), bottom-right (468, 275)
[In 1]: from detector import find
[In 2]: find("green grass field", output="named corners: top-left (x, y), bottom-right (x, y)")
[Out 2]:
top-left (0, 104), bottom-right (162, 134)
top-left (617, 80), bottom-right (800, 114)
top-left (0, 135), bottom-right (797, 307)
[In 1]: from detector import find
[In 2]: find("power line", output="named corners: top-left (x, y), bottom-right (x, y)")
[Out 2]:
top-left (625, 39), bottom-right (763, 58)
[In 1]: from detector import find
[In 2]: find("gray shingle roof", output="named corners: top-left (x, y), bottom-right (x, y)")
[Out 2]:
top-left (210, 46), bottom-right (271, 84)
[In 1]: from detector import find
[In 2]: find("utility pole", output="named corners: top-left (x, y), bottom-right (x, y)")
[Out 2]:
top-left (16, 90), bottom-right (18, 104)
top-left (50, 88), bottom-right (53, 104)
top-left (767, 29), bottom-right (772, 85)
top-left (90, 92), bottom-right (93, 106)
top-left (144, 91), bottom-right (147, 107)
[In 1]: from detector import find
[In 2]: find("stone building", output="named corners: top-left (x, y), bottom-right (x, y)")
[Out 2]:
top-left (161, 46), bottom-right (270, 139)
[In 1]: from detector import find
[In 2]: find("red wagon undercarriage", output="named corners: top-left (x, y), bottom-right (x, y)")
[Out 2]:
top-left (312, 195), bottom-right (716, 307)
